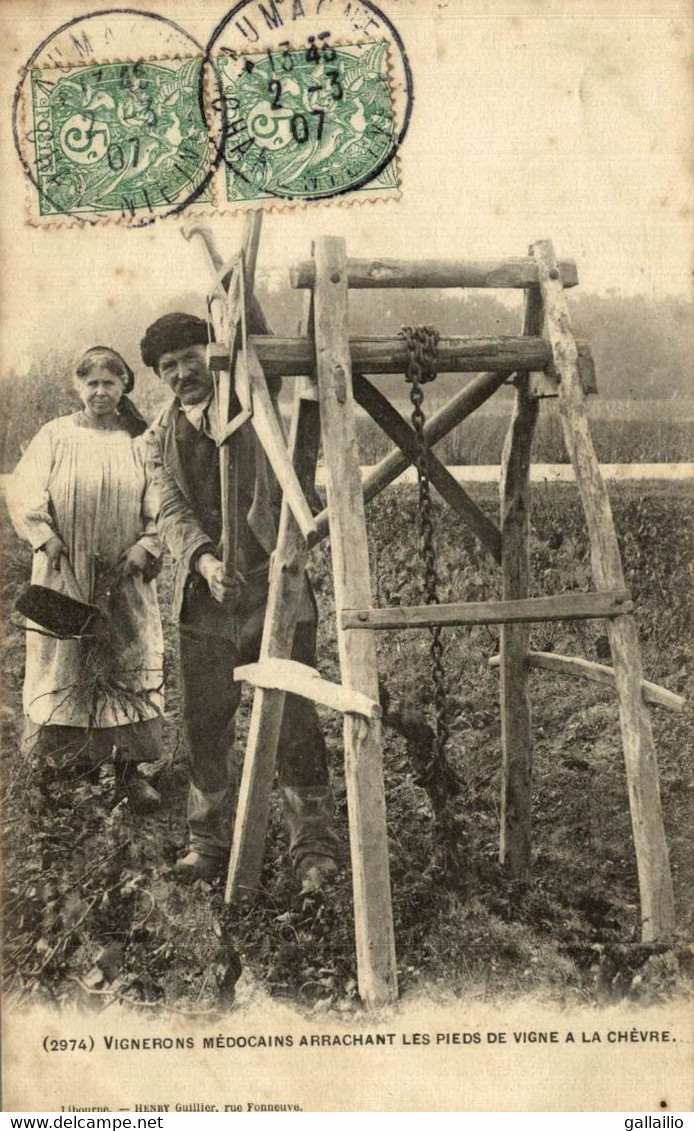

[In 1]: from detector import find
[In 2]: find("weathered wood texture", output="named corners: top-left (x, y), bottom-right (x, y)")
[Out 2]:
top-left (343, 591), bottom-right (632, 631)
top-left (291, 256), bottom-right (579, 290)
top-left (241, 212), bottom-right (262, 300)
top-left (352, 373), bottom-right (502, 562)
top-left (314, 236), bottom-right (398, 1006)
top-left (251, 335), bottom-right (595, 393)
top-left (312, 369), bottom-right (512, 543)
top-left (234, 659), bottom-right (382, 718)
top-left (252, 334), bottom-right (552, 375)
top-left (529, 341), bottom-right (597, 398)
top-left (533, 238), bottom-right (675, 942)
top-left (225, 376), bottom-right (323, 903)
top-left (186, 215), bottom-right (264, 576)
top-left (181, 221), bottom-right (259, 576)
top-left (181, 222), bottom-right (225, 276)
top-left (488, 652), bottom-right (686, 714)
top-left (498, 282), bottom-right (542, 877)
top-left (246, 344), bottom-right (316, 540)
top-left (181, 218), bottom-right (305, 905)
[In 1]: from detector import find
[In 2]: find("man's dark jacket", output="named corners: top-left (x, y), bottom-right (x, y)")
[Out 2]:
top-left (144, 401), bottom-right (282, 623)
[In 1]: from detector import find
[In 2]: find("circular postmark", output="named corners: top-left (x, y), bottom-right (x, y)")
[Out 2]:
top-left (206, 0), bottom-right (413, 204)
top-left (13, 8), bottom-right (226, 226)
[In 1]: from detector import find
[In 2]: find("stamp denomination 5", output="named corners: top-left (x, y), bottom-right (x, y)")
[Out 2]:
top-left (207, 0), bottom-right (413, 208)
top-left (29, 59), bottom-right (212, 219)
top-left (13, 9), bottom-right (225, 227)
top-left (219, 37), bottom-right (397, 202)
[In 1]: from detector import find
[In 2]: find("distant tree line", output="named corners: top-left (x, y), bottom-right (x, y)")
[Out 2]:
top-left (1, 286), bottom-right (691, 471)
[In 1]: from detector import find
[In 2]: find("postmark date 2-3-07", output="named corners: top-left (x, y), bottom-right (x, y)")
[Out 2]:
top-left (218, 33), bottom-right (398, 202)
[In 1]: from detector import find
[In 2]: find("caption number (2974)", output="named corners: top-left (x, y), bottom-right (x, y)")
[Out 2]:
top-left (43, 1035), bottom-right (95, 1053)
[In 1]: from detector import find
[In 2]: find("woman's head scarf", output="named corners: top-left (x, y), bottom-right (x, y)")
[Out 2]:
top-left (74, 346), bottom-right (148, 437)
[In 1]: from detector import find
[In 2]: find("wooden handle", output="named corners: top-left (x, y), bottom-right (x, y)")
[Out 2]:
top-left (181, 223), bottom-right (224, 275)
top-left (219, 213), bottom-right (264, 579)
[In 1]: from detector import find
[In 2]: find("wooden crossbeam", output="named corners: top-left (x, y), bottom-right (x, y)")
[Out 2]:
top-left (342, 591), bottom-right (633, 631)
top-left (352, 373), bottom-right (502, 562)
top-left (251, 335), bottom-right (596, 393)
top-left (291, 256), bottom-right (579, 290)
top-left (488, 651), bottom-right (686, 713)
top-left (234, 659), bottom-right (382, 718)
top-left (251, 334), bottom-right (552, 376)
top-left (311, 369), bottom-right (511, 544)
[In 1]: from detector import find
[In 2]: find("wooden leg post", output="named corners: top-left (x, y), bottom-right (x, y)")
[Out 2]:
top-left (498, 287), bottom-right (541, 874)
top-left (532, 239), bottom-right (675, 942)
top-left (314, 236), bottom-right (398, 1006)
top-left (225, 373), bottom-right (321, 903)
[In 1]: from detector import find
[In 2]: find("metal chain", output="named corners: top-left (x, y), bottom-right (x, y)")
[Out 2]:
top-left (401, 326), bottom-right (449, 771)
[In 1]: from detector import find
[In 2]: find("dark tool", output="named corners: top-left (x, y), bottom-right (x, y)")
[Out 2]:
top-left (14, 555), bottom-right (101, 639)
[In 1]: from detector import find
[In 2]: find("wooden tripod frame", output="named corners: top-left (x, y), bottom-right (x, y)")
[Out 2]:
top-left (184, 221), bottom-right (679, 1009)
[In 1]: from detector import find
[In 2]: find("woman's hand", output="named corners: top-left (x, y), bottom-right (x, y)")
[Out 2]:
top-left (197, 553), bottom-right (245, 605)
top-left (118, 543), bottom-right (150, 579)
top-left (41, 534), bottom-right (66, 572)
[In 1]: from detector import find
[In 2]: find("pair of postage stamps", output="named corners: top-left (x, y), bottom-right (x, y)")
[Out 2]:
top-left (15, 2), bottom-right (412, 225)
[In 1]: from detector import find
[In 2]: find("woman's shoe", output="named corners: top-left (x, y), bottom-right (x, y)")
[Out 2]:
top-left (125, 776), bottom-right (161, 813)
top-left (114, 754), bottom-right (161, 813)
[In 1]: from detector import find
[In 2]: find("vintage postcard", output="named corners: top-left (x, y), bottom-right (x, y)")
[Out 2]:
top-left (1, 0), bottom-right (692, 1114)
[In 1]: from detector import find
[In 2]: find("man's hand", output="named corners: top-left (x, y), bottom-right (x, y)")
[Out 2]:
top-left (118, 543), bottom-right (150, 580)
top-left (41, 534), bottom-right (66, 572)
top-left (197, 553), bottom-right (245, 605)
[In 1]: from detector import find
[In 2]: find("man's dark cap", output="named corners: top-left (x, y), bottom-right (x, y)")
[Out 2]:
top-left (140, 313), bottom-right (209, 371)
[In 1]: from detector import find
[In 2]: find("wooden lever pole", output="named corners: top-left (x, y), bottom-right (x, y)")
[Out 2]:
top-left (223, 214), bottom-right (263, 575)
top-left (182, 215), bottom-right (264, 578)
top-left (181, 222), bottom-right (225, 275)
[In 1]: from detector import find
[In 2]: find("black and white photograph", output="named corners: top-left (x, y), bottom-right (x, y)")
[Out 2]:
top-left (0, 0), bottom-right (692, 1114)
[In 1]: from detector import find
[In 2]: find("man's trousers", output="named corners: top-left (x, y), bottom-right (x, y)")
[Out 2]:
top-left (178, 573), bottom-right (337, 867)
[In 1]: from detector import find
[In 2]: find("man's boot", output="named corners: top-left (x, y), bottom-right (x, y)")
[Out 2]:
top-left (281, 785), bottom-right (339, 889)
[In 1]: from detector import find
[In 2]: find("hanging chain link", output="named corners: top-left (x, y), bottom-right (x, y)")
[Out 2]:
top-left (401, 326), bottom-right (449, 772)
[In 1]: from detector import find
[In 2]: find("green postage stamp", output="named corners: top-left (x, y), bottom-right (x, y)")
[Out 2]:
top-left (218, 40), bottom-right (399, 203)
top-left (29, 58), bottom-right (213, 219)
top-left (23, 38), bottom-right (399, 222)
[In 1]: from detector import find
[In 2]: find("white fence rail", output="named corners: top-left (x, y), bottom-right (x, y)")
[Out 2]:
top-left (316, 463), bottom-right (694, 486)
top-left (1, 464), bottom-right (693, 499)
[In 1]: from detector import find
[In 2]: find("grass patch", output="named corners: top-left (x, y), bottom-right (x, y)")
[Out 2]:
top-left (1, 485), bottom-right (692, 1014)
top-left (355, 400), bottom-right (694, 466)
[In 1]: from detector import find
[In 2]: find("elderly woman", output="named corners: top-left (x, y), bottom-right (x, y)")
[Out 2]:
top-left (7, 347), bottom-right (165, 809)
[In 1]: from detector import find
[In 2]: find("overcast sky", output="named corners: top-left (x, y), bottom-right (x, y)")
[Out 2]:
top-left (0, 0), bottom-right (691, 372)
